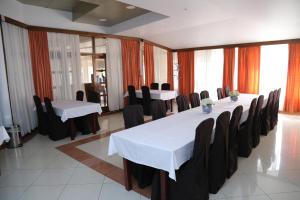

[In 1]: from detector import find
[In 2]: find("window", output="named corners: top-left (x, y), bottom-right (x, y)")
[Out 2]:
top-left (194, 49), bottom-right (224, 101)
top-left (79, 36), bottom-right (108, 109)
top-left (259, 44), bottom-right (288, 110)
top-left (173, 52), bottom-right (179, 92)
top-left (153, 46), bottom-right (168, 86)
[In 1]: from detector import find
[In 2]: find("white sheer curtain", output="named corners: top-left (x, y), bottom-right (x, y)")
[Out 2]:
top-left (106, 38), bottom-right (124, 111)
top-left (47, 32), bottom-right (82, 100)
top-left (153, 46), bottom-right (168, 86)
top-left (0, 24), bottom-right (13, 126)
top-left (259, 44), bottom-right (288, 110)
top-left (194, 49), bottom-right (224, 101)
top-left (2, 22), bottom-right (37, 135)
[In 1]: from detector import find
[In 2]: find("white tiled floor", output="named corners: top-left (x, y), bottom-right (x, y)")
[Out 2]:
top-left (1, 112), bottom-right (300, 200)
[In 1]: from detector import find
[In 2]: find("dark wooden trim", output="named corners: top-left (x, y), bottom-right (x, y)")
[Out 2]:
top-left (143, 39), bottom-right (172, 51)
top-left (175, 38), bottom-right (300, 52)
top-left (4, 16), bottom-right (28, 29)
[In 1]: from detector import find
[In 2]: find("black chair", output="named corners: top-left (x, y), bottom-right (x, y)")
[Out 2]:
top-left (224, 86), bottom-right (230, 97)
top-left (261, 91), bottom-right (274, 136)
top-left (141, 86), bottom-right (152, 115)
top-left (161, 83), bottom-right (171, 90)
top-left (217, 88), bottom-right (223, 100)
top-left (128, 85), bottom-right (138, 105)
top-left (44, 97), bottom-right (68, 141)
top-left (252, 95), bottom-right (264, 148)
top-left (270, 89), bottom-right (278, 130)
top-left (238, 98), bottom-right (257, 157)
top-left (76, 90), bottom-right (84, 101)
top-left (161, 83), bottom-right (172, 111)
top-left (176, 95), bottom-right (190, 112)
top-left (33, 95), bottom-right (48, 135)
top-left (209, 111), bottom-right (230, 194)
top-left (150, 83), bottom-right (159, 90)
top-left (200, 90), bottom-right (209, 100)
top-left (86, 90), bottom-right (100, 103)
top-left (274, 88), bottom-right (281, 125)
top-left (189, 93), bottom-right (200, 108)
top-left (227, 105), bottom-right (243, 178)
top-left (151, 118), bottom-right (215, 200)
top-left (151, 100), bottom-right (167, 120)
top-left (123, 105), bottom-right (154, 188)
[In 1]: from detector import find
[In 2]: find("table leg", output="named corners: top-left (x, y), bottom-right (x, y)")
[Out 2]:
top-left (160, 170), bottom-right (168, 200)
top-left (170, 99), bottom-right (173, 112)
top-left (123, 158), bottom-right (132, 191)
top-left (69, 119), bottom-right (76, 140)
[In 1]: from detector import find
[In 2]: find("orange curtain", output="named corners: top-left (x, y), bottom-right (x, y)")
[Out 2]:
top-left (223, 48), bottom-right (235, 90)
top-left (178, 50), bottom-right (194, 96)
top-left (284, 43), bottom-right (300, 112)
top-left (144, 42), bottom-right (154, 87)
top-left (238, 46), bottom-right (261, 94)
top-left (28, 30), bottom-right (53, 100)
top-left (121, 39), bottom-right (141, 92)
top-left (167, 51), bottom-right (174, 90)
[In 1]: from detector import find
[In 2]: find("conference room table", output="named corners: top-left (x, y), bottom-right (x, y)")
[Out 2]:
top-left (44, 100), bottom-right (102, 140)
top-left (108, 94), bottom-right (267, 200)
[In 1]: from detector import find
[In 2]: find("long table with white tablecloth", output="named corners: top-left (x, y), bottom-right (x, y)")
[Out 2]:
top-left (108, 94), bottom-right (266, 181)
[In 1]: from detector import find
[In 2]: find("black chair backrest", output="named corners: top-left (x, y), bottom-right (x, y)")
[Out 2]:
top-left (272, 89), bottom-right (278, 114)
top-left (33, 95), bottom-right (44, 118)
top-left (189, 93), bottom-right (200, 108)
top-left (123, 105), bottom-right (144, 129)
top-left (217, 88), bottom-right (223, 100)
top-left (227, 105), bottom-right (243, 178)
top-left (224, 86), bottom-right (230, 97)
top-left (44, 97), bottom-right (55, 116)
top-left (128, 85), bottom-right (137, 105)
top-left (176, 95), bottom-right (190, 112)
top-left (87, 90), bottom-right (100, 103)
top-left (275, 88), bottom-right (281, 120)
top-left (151, 100), bottom-right (167, 120)
top-left (266, 91), bottom-right (274, 117)
top-left (161, 83), bottom-right (170, 90)
top-left (200, 90), bottom-right (209, 100)
top-left (252, 95), bottom-right (264, 147)
top-left (209, 111), bottom-right (231, 193)
top-left (192, 118), bottom-right (215, 168)
top-left (150, 83), bottom-right (159, 90)
top-left (76, 90), bottom-right (84, 101)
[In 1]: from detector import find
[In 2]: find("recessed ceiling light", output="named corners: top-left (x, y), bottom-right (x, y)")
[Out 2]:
top-left (126, 5), bottom-right (136, 10)
top-left (99, 18), bottom-right (107, 22)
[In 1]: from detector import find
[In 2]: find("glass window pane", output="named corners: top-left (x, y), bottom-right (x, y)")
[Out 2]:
top-left (95, 38), bottom-right (106, 54)
top-left (80, 36), bottom-right (93, 53)
top-left (80, 55), bottom-right (93, 83)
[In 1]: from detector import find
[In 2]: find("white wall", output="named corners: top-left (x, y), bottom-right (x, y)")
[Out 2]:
top-left (0, 24), bottom-right (13, 126)
top-left (0, 0), bottom-right (108, 34)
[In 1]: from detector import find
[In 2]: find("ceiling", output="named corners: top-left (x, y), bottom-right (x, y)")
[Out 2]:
top-left (16, 0), bottom-right (300, 49)
top-left (114, 0), bottom-right (300, 49)
top-left (17, 0), bottom-right (159, 26)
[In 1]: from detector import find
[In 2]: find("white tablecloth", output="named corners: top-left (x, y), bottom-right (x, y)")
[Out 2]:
top-left (126, 90), bottom-right (177, 101)
top-left (47, 100), bottom-right (102, 122)
top-left (108, 94), bottom-right (266, 180)
top-left (0, 126), bottom-right (10, 145)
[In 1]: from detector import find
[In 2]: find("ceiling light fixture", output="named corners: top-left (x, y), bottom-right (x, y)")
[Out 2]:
top-left (126, 5), bottom-right (136, 10)
top-left (99, 18), bottom-right (107, 22)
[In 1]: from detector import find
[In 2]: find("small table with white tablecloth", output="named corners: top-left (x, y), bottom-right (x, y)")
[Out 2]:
top-left (108, 94), bottom-right (266, 200)
top-left (126, 90), bottom-right (177, 111)
top-left (0, 126), bottom-right (10, 176)
top-left (0, 126), bottom-right (10, 145)
top-left (46, 100), bottom-right (102, 140)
